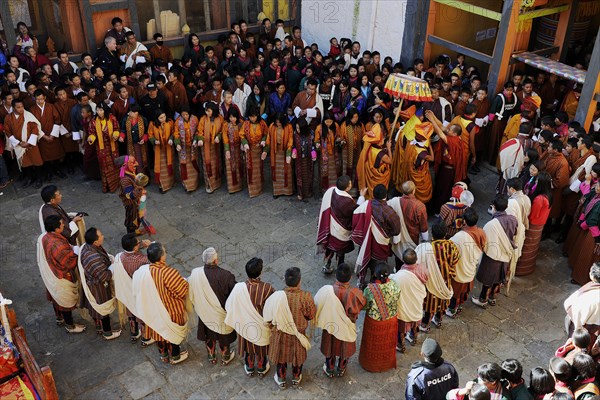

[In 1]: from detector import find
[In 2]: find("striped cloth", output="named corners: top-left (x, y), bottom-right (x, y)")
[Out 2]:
top-left (423, 240), bottom-right (459, 315)
top-left (144, 261), bottom-right (189, 341)
top-left (246, 146), bottom-right (263, 197)
top-left (272, 150), bottom-right (293, 196)
top-left (225, 146), bottom-right (244, 194)
top-left (268, 287), bottom-right (316, 365)
top-left (202, 142), bottom-right (222, 193)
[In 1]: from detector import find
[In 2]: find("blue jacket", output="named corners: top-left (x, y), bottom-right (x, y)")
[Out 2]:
top-left (406, 359), bottom-right (459, 400)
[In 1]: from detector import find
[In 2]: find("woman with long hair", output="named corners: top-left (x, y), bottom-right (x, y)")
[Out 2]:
top-left (519, 148), bottom-right (540, 190)
top-left (338, 108), bottom-right (364, 195)
top-left (516, 171), bottom-right (552, 275)
top-left (174, 106), bottom-right (199, 192)
top-left (241, 107), bottom-right (268, 197)
top-left (87, 103), bottom-right (120, 193)
top-left (184, 33), bottom-right (205, 68)
top-left (222, 108), bottom-right (244, 194)
top-left (262, 112), bottom-right (294, 198)
top-left (293, 117), bottom-right (316, 201)
top-left (315, 111), bottom-right (341, 193)
top-left (197, 102), bottom-right (224, 193)
top-left (358, 262), bottom-right (400, 373)
top-left (148, 110), bottom-right (175, 192)
top-left (524, 159), bottom-right (546, 199)
top-left (245, 83), bottom-right (267, 118)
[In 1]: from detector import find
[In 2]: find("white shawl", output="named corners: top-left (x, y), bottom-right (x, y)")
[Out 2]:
top-left (499, 138), bottom-right (524, 181)
top-left (132, 264), bottom-right (188, 344)
top-left (388, 196), bottom-right (417, 258)
top-left (390, 269), bottom-right (427, 322)
top-left (36, 233), bottom-right (79, 309)
top-left (569, 154), bottom-right (597, 192)
top-left (10, 111), bottom-right (43, 171)
top-left (317, 187), bottom-right (353, 243)
top-left (224, 282), bottom-right (270, 346)
top-left (354, 204), bottom-right (391, 274)
top-left (124, 42), bottom-right (148, 68)
top-left (416, 242), bottom-right (453, 300)
top-left (38, 204), bottom-right (79, 238)
top-left (314, 285), bottom-right (356, 342)
top-left (483, 218), bottom-right (515, 263)
top-left (450, 230), bottom-right (483, 283)
top-left (111, 253), bottom-right (136, 316)
top-left (564, 286), bottom-right (600, 329)
top-left (188, 267), bottom-right (234, 335)
top-left (77, 244), bottom-right (116, 316)
top-left (263, 291), bottom-right (311, 350)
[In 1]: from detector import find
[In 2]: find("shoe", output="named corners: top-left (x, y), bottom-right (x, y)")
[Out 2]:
top-left (471, 297), bottom-right (487, 308)
top-left (445, 308), bottom-right (457, 318)
top-left (419, 324), bottom-right (430, 333)
top-left (257, 361), bottom-right (270, 377)
top-left (103, 330), bottom-right (122, 340)
top-left (323, 363), bottom-right (335, 378)
top-left (457, 305), bottom-right (463, 314)
top-left (555, 234), bottom-right (566, 244)
top-left (170, 350), bottom-right (189, 365)
top-left (405, 333), bottom-right (416, 346)
top-left (221, 351), bottom-right (235, 365)
top-left (140, 338), bottom-right (155, 347)
top-left (244, 364), bottom-right (255, 377)
top-left (431, 316), bottom-right (442, 328)
top-left (291, 374), bottom-right (302, 386)
top-left (130, 330), bottom-right (142, 342)
top-left (337, 367), bottom-right (346, 377)
top-left (488, 298), bottom-right (497, 306)
top-left (160, 353), bottom-right (170, 363)
top-left (56, 317), bottom-right (65, 326)
top-left (395, 344), bottom-right (406, 353)
top-left (273, 373), bottom-right (286, 389)
top-left (65, 324), bottom-right (86, 334)
top-left (33, 179), bottom-right (42, 189)
top-left (55, 170), bottom-right (67, 179)
top-left (322, 263), bottom-right (334, 275)
top-left (22, 177), bottom-right (33, 188)
top-left (0, 179), bottom-right (12, 189)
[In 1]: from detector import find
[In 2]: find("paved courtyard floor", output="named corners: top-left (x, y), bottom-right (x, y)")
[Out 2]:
top-left (0, 164), bottom-right (576, 399)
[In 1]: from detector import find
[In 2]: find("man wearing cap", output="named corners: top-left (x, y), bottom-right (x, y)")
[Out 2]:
top-left (405, 338), bottom-right (459, 399)
top-left (139, 83), bottom-right (168, 122)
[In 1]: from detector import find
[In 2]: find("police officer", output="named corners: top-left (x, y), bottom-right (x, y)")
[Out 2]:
top-left (405, 338), bottom-right (459, 399)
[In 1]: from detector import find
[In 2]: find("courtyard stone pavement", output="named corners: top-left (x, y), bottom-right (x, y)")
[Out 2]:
top-left (0, 164), bottom-right (576, 399)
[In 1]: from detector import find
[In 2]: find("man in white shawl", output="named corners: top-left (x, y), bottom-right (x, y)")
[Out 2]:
top-left (389, 249), bottom-right (428, 353)
top-left (38, 215), bottom-right (85, 333)
top-left (225, 257), bottom-right (275, 377)
top-left (563, 263), bottom-right (600, 335)
top-left (473, 197), bottom-right (518, 308)
top-left (39, 185), bottom-right (83, 246)
top-left (189, 247), bottom-right (237, 365)
top-left (505, 178), bottom-right (530, 285)
top-left (120, 31), bottom-right (150, 69)
top-left (112, 233), bottom-right (151, 342)
top-left (447, 207), bottom-right (486, 318)
top-left (264, 267), bottom-right (316, 388)
top-left (132, 242), bottom-right (190, 364)
top-left (79, 227), bottom-right (121, 340)
top-left (314, 263), bottom-right (365, 378)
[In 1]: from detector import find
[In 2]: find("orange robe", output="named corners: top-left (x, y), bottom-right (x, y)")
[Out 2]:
top-left (148, 120), bottom-right (175, 191)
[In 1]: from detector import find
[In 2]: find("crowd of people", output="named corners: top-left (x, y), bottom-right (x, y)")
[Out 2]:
top-left (2, 13), bottom-right (599, 399)
top-left (37, 179), bottom-right (600, 398)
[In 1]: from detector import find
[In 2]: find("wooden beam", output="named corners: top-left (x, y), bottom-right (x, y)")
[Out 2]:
top-left (401, 0), bottom-right (430, 69)
top-left (153, 0), bottom-right (162, 33)
top-left (488, 0), bottom-right (520, 95)
top-left (575, 30), bottom-right (600, 131)
top-left (204, 0), bottom-right (212, 30)
top-left (518, 4), bottom-right (569, 20)
top-left (90, 1), bottom-right (128, 13)
top-left (559, 0), bottom-right (579, 62)
top-left (178, 0), bottom-right (187, 26)
top-left (79, 0), bottom-right (97, 53)
top-left (0, 0), bottom-right (17, 50)
top-left (427, 35), bottom-right (494, 64)
top-left (423, 0), bottom-right (437, 66)
top-left (433, 0), bottom-right (502, 21)
top-left (128, 0), bottom-right (141, 39)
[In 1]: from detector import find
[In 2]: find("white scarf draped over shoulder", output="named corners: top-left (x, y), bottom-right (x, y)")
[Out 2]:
top-left (263, 290), bottom-right (311, 350)
top-left (416, 242), bottom-right (453, 300)
top-left (37, 233), bottom-right (79, 309)
top-left (77, 244), bottom-right (116, 316)
top-left (314, 285), bottom-right (356, 342)
top-left (224, 282), bottom-right (270, 346)
top-left (188, 267), bottom-right (234, 335)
